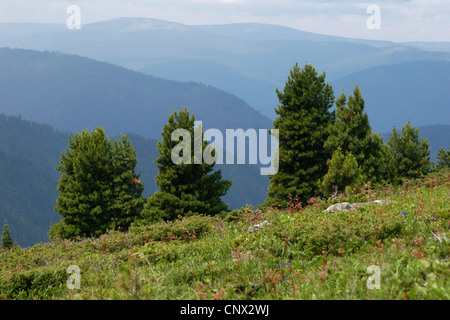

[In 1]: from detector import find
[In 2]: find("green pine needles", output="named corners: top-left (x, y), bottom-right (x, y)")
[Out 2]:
top-left (435, 147), bottom-right (450, 171)
top-left (140, 107), bottom-right (232, 223)
top-left (263, 62), bottom-right (335, 207)
top-left (48, 109), bottom-right (233, 240)
top-left (319, 146), bottom-right (363, 197)
top-left (320, 85), bottom-right (397, 196)
top-left (50, 127), bottom-right (144, 240)
top-left (388, 119), bottom-right (432, 180)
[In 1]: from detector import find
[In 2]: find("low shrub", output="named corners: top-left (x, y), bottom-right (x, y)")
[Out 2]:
top-left (270, 205), bottom-right (405, 258)
top-left (0, 264), bottom-right (68, 299)
top-left (129, 214), bottom-right (216, 243)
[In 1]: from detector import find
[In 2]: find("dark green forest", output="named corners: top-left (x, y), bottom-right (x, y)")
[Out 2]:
top-left (0, 148), bottom-right (58, 246)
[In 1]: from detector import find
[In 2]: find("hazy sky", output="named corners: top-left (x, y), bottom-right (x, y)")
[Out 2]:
top-left (0, 0), bottom-right (449, 42)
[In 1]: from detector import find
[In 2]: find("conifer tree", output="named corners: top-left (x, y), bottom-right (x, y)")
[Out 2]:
top-left (141, 107), bottom-right (232, 223)
top-left (324, 86), bottom-right (372, 166)
top-left (1, 220), bottom-right (14, 250)
top-left (263, 62), bottom-right (334, 207)
top-left (434, 147), bottom-right (450, 171)
top-left (388, 120), bottom-right (432, 181)
top-left (365, 132), bottom-right (397, 185)
top-left (50, 127), bottom-right (144, 239)
top-left (321, 85), bottom-right (397, 195)
top-left (318, 147), bottom-right (363, 196)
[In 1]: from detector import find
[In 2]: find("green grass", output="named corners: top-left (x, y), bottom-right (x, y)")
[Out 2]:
top-left (1, 170), bottom-right (449, 300)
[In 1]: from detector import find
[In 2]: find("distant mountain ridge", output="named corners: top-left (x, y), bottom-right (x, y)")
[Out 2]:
top-left (1, 18), bottom-right (449, 128)
top-left (331, 60), bottom-right (450, 133)
top-left (0, 47), bottom-right (271, 139)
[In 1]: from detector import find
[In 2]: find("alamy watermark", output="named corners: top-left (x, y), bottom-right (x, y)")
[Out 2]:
top-left (66, 265), bottom-right (81, 289)
top-left (171, 121), bottom-right (279, 175)
top-left (66, 4), bottom-right (380, 31)
top-left (367, 5), bottom-right (381, 30)
top-left (366, 265), bottom-right (381, 289)
top-left (66, 5), bottom-right (81, 30)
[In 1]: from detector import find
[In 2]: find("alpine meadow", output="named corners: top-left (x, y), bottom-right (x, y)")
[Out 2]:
top-left (0, 1), bottom-right (449, 306)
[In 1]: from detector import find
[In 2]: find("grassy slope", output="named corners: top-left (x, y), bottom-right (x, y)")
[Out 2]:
top-left (0, 170), bottom-right (449, 300)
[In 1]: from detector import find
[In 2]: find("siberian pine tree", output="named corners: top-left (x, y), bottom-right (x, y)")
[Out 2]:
top-left (141, 107), bottom-right (232, 223)
top-left (263, 62), bottom-right (335, 207)
top-left (1, 220), bottom-right (14, 250)
top-left (388, 119), bottom-right (432, 181)
top-left (318, 147), bottom-right (363, 196)
top-left (321, 85), bottom-right (396, 195)
top-left (110, 135), bottom-right (146, 228)
top-left (324, 86), bottom-right (372, 166)
top-left (365, 132), bottom-right (398, 185)
top-left (50, 127), bottom-right (144, 239)
top-left (434, 147), bottom-right (450, 171)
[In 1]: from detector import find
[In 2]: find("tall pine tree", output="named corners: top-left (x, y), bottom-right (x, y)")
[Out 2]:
top-left (263, 62), bottom-right (334, 207)
top-left (140, 107), bottom-right (232, 223)
top-left (50, 127), bottom-right (144, 240)
top-left (324, 86), bottom-right (372, 167)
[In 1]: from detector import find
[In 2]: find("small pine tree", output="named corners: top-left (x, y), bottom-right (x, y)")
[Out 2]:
top-left (319, 147), bottom-right (364, 196)
top-left (434, 147), bottom-right (450, 171)
top-left (1, 220), bottom-right (14, 250)
top-left (141, 107), bottom-right (232, 223)
top-left (388, 119), bottom-right (432, 181)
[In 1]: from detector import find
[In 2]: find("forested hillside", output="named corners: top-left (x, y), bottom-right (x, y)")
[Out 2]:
top-left (0, 114), bottom-right (69, 180)
top-left (0, 149), bottom-right (59, 246)
top-left (0, 48), bottom-right (271, 139)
